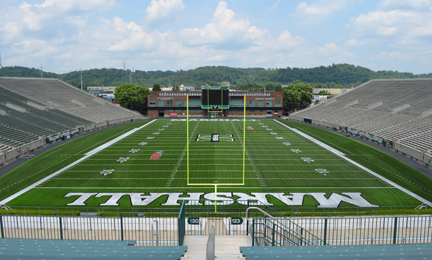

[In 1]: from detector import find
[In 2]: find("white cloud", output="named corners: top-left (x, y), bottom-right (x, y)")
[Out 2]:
top-left (378, 0), bottom-right (432, 10)
top-left (268, 1), bottom-right (281, 11)
top-left (0, 0), bottom-right (360, 74)
top-left (370, 51), bottom-right (412, 62)
top-left (351, 1), bottom-right (432, 40)
top-left (271, 30), bottom-right (305, 50)
top-left (353, 10), bottom-right (432, 37)
top-left (145, 0), bottom-right (185, 25)
top-left (12, 38), bottom-right (51, 54)
top-left (345, 38), bottom-right (373, 46)
top-left (0, 0), bottom-right (116, 45)
top-left (316, 42), bottom-right (355, 58)
top-left (33, 0), bottom-right (117, 13)
top-left (180, 1), bottom-right (267, 46)
top-left (100, 17), bottom-right (166, 51)
top-left (291, 0), bottom-right (350, 23)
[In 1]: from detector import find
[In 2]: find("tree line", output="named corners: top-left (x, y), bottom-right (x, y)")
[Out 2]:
top-left (113, 81), bottom-right (313, 114)
top-left (1, 64), bottom-right (431, 90)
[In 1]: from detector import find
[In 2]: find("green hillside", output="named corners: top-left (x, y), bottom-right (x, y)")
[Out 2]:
top-left (1, 64), bottom-right (431, 89)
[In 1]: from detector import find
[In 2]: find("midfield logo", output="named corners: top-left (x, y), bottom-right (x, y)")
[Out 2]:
top-left (196, 134), bottom-right (234, 142)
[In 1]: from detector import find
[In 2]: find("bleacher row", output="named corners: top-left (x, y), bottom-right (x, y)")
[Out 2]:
top-left (292, 79), bottom-right (432, 155)
top-left (240, 243), bottom-right (432, 260)
top-left (0, 238), bottom-right (187, 260)
top-left (0, 77), bottom-right (139, 123)
top-left (0, 77), bottom-right (142, 151)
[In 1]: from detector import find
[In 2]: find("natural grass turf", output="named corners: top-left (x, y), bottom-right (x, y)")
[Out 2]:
top-left (276, 120), bottom-right (432, 202)
top-left (1, 118), bottom-right (430, 212)
top-left (0, 121), bottom-right (147, 200)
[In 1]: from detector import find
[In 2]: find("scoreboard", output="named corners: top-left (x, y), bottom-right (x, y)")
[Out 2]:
top-left (202, 89), bottom-right (229, 106)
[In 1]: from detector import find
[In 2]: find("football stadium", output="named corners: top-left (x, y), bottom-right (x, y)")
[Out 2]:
top-left (0, 77), bottom-right (432, 259)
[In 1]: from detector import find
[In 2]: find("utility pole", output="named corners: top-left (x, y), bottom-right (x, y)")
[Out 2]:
top-left (0, 52), bottom-right (2, 68)
top-left (40, 64), bottom-right (43, 78)
top-left (80, 68), bottom-right (83, 91)
top-left (122, 60), bottom-right (127, 83)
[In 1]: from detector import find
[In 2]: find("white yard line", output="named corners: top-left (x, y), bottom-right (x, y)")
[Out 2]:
top-left (34, 186), bottom-right (396, 189)
top-left (231, 121), bottom-right (266, 186)
top-left (0, 119), bottom-right (157, 204)
top-left (274, 119), bottom-right (432, 206)
top-left (166, 121), bottom-right (200, 187)
top-left (73, 163), bottom-right (354, 166)
top-left (52, 177), bottom-right (377, 180)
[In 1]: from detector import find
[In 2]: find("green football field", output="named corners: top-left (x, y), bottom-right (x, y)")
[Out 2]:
top-left (1, 118), bottom-right (432, 212)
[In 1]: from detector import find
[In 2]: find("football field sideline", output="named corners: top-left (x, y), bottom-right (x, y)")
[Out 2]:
top-left (1, 118), bottom-right (431, 208)
top-left (0, 119), bottom-right (157, 204)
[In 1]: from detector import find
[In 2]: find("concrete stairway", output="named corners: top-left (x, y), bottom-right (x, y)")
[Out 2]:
top-left (181, 235), bottom-right (247, 260)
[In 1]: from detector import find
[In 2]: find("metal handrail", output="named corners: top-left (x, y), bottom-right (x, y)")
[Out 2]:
top-left (151, 220), bottom-right (159, 246)
top-left (183, 199), bottom-right (324, 244)
top-left (206, 221), bottom-right (215, 260)
top-left (246, 207), bottom-right (316, 246)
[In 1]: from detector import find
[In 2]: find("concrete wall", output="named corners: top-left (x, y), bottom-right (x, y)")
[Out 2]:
top-left (0, 152), bottom-right (5, 166)
top-left (424, 154), bottom-right (432, 170)
top-left (0, 117), bottom-right (147, 168)
top-left (285, 117), bottom-right (430, 170)
top-left (395, 142), bottom-right (425, 163)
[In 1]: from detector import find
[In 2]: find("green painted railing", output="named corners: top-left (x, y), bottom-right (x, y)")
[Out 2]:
top-left (250, 215), bottom-right (432, 246)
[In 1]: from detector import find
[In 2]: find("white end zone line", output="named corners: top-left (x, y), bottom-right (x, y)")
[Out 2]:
top-left (275, 119), bottom-right (432, 207)
top-left (0, 119), bottom-right (157, 204)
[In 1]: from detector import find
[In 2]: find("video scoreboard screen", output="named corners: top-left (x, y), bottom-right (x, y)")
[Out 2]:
top-left (202, 89), bottom-right (229, 106)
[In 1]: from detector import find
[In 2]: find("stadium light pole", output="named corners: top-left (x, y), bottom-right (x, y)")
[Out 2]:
top-left (80, 68), bottom-right (83, 91)
top-left (186, 93), bottom-right (189, 185)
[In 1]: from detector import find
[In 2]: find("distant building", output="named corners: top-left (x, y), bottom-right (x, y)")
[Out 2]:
top-left (180, 85), bottom-right (195, 91)
top-left (147, 89), bottom-right (283, 118)
top-left (88, 86), bottom-right (116, 96)
top-left (149, 85), bottom-right (195, 91)
top-left (312, 88), bottom-right (352, 95)
top-left (220, 81), bottom-right (230, 87)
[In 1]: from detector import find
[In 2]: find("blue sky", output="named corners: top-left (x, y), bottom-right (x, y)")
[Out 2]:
top-left (0, 0), bottom-right (431, 74)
